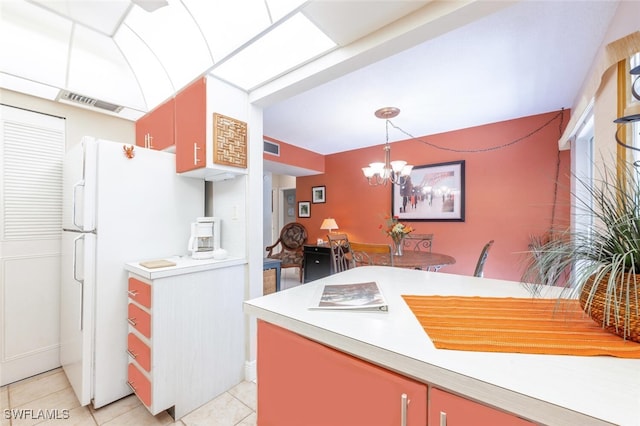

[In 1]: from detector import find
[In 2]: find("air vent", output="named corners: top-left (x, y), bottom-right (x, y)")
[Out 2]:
top-left (264, 140), bottom-right (280, 156)
top-left (58, 91), bottom-right (123, 113)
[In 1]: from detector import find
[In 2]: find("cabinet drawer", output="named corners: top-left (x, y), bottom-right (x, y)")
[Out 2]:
top-left (128, 303), bottom-right (151, 339)
top-left (128, 363), bottom-right (152, 407)
top-left (127, 332), bottom-right (151, 372)
top-left (128, 277), bottom-right (151, 308)
top-left (429, 388), bottom-right (534, 425)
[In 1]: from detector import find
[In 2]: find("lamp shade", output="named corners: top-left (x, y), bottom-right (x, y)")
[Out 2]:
top-left (320, 218), bottom-right (339, 231)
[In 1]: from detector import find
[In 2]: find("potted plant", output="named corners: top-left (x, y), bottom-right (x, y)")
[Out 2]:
top-left (380, 215), bottom-right (413, 255)
top-left (522, 160), bottom-right (640, 342)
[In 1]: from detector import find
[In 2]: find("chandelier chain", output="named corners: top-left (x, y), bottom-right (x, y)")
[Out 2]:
top-left (387, 109), bottom-right (566, 153)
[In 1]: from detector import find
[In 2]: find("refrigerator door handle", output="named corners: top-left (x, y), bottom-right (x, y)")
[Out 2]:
top-left (72, 180), bottom-right (85, 229)
top-left (73, 234), bottom-right (85, 330)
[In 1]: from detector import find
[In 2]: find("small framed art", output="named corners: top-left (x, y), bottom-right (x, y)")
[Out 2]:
top-left (312, 186), bottom-right (326, 203)
top-left (298, 201), bottom-right (311, 218)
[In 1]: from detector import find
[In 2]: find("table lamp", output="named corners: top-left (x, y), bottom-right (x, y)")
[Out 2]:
top-left (320, 218), bottom-right (339, 234)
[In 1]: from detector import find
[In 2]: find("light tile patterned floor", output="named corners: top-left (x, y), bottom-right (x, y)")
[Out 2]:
top-left (1, 368), bottom-right (256, 425)
top-left (1, 269), bottom-right (302, 426)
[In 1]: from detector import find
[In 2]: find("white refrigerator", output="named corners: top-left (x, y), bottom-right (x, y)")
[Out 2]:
top-left (60, 136), bottom-right (203, 408)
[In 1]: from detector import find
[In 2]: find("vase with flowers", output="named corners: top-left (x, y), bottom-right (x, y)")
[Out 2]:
top-left (381, 215), bottom-right (413, 256)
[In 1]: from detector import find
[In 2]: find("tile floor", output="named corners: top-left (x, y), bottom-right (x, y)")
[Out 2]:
top-left (1, 270), bottom-right (302, 426)
top-left (1, 368), bottom-right (256, 426)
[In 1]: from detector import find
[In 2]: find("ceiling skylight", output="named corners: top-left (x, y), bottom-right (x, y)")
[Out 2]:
top-left (210, 12), bottom-right (336, 91)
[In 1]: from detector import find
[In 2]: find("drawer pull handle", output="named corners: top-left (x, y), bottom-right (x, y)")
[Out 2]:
top-left (126, 381), bottom-right (137, 392)
top-left (440, 411), bottom-right (447, 426)
top-left (128, 290), bottom-right (139, 297)
top-left (126, 349), bottom-right (137, 359)
top-left (128, 317), bottom-right (137, 327)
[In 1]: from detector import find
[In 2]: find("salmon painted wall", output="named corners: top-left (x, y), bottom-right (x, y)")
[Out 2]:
top-left (294, 110), bottom-right (571, 282)
top-left (264, 135), bottom-right (325, 173)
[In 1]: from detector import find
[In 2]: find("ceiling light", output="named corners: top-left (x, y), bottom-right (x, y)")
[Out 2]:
top-left (362, 107), bottom-right (413, 186)
top-left (210, 12), bottom-right (335, 90)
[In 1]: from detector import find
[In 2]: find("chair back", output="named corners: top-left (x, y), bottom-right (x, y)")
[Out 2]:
top-left (473, 240), bottom-right (494, 277)
top-left (403, 233), bottom-right (433, 252)
top-left (327, 233), bottom-right (351, 273)
top-left (278, 222), bottom-right (308, 251)
top-left (265, 222), bottom-right (308, 283)
top-left (349, 242), bottom-right (394, 268)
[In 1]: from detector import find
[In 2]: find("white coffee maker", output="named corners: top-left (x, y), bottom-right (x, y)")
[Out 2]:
top-left (188, 217), bottom-right (220, 259)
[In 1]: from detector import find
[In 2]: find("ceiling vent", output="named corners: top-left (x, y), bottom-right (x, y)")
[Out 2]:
top-left (264, 140), bottom-right (280, 156)
top-left (57, 91), bottom-right (124, 113)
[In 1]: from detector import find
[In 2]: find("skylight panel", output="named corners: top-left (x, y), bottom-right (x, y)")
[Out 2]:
top-left (184, 0), bottom-right (271, 62)
top-left (0, 1), bottom-right (70, 88)
top-left (67, 25), bottom-right (146, 110)
top-left (265, 0), bottom-right (307, 21)
top-left (210, 13), bottom-right (336, 90)
top-left (125, 0), bottom-right (212, 93)
top-left (115, 25), bottom-right (176, 110)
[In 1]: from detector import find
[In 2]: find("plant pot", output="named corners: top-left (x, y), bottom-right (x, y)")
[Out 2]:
top-left (579, 272), bottom-right (640, 343)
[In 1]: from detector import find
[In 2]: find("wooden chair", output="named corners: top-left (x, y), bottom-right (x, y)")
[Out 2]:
top-left (327, 233), bottom-right (351, 273)
top-left (473, 240), bottom-right (494, 277)
top-left (266, 222), bottom-right (308, 282)
top-left (349, 242), bottom-right (394, 268)
top-left (403, 233), bottom-right (433, 252)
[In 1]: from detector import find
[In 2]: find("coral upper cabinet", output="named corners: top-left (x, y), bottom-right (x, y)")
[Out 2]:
top-left (257, 321), bottom-right (427, 425)
top-left (135, 98), bottom-right (175, 151)
top-left (175, 77), bottom-right (206, 173)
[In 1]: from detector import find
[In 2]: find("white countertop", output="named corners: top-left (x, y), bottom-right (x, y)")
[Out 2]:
top-left (244, 266), bottom-right (640, 426)
top-left (125, 255), bottom-right (246, 279)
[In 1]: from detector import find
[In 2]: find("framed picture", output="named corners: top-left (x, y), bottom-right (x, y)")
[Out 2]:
top-left (312, 185), bottom-right (326, 203)
top-left (298, 201), bottom-right (311, 218)
top-left (391, 160), bottom-right (465, 221)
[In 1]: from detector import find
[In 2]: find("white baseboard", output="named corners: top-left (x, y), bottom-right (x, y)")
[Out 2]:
top-left (244, 359), bottom-right (256, 382)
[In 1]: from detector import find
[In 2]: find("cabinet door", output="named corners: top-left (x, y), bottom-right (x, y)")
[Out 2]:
top-left (175, 77), bottom-right (206, 172)
top-left (258, 321), bottom-right (427, 426)
top-left (135, 98), bottom-right (175, 150)
top-left (429, 388), bottom-right (534, 426)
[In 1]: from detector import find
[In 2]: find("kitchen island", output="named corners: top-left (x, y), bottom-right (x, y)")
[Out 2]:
top-left (243, 266), bottom-right (640, 426)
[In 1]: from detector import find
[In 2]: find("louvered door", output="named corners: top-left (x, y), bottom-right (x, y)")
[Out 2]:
top-left (0, 105), bottom-right (65, 385)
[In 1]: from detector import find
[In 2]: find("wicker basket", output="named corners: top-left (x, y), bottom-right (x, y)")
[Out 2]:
top-left (263, 268), bottom-right (277, 295)
top-left (579, 272), bottom-right (640, 343)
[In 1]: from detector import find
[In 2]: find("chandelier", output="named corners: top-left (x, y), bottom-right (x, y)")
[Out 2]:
top-left (362, 107), bottom-right (413, 186)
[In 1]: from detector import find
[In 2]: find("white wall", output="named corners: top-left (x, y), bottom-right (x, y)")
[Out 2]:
top-left (1, 89), bottom-right (135, 149)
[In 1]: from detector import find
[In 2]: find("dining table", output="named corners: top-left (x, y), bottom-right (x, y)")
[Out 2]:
top-left (368, 250), bottom-right (456, 271)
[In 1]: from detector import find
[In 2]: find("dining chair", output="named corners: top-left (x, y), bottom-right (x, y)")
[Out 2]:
top-left (473, 240), bottom-right (494, 277)
top-left (265, 222), bottom-right (309, 282)
top-left (327, 233), bottom-right (351, 273)
top-left (403, 233), bottom-right (433, 252)
top-left (349, 242), bottom-right (394, 268)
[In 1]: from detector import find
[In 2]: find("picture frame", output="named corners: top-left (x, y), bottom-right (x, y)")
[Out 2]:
top-left (298, 201), bottom-right (311, 218)
top-left (391, 160), bottom-right (465, 221)
top-left (312, 185), bottom-right (326, 203)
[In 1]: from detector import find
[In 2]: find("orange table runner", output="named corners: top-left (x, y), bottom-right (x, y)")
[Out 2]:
top-left (402, 295), bottom-right (640, 358)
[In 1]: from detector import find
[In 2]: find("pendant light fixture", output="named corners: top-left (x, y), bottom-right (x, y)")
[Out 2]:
top-left (362, 107), bottom-right (413, 186)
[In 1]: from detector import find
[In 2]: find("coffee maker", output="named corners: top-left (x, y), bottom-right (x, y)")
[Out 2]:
top-left (188, 217), bottom-right (220, 259)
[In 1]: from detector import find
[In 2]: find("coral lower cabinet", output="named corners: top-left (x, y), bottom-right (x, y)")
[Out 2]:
top-left (257, 321), bottom-right (427, 425)
top-left (126, 265), bottom-right (245, 419)
top-left (429, 388), bottom-right (534, 426)
top-left (257, 321), bottom-right (535, 426)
